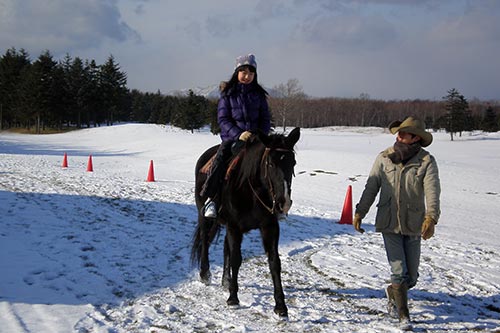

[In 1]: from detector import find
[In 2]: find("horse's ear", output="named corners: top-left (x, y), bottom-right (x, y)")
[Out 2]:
top-left (286, 127), bottom-right (300, 147)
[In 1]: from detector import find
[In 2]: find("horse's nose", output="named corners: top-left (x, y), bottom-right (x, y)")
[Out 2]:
top-left (279, 180), bottom-right (292, 215)
top-left (281, 199), bottom-right (292, 214)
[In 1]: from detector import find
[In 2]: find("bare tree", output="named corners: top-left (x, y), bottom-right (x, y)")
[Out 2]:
top-left (271, 78), bottom-right (307, 131)
top-left (359, 92), bottom-right (370, 126)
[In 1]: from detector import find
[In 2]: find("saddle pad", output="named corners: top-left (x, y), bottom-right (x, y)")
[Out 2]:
top-left (225, 155), bottom-right (241, 180)
top-left (200, 155), bottom-right (216, 174)
top-left (199, 153), bottom-right (241, 181)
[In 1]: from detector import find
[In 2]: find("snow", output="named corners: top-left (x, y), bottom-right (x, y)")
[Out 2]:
top-left (1, 123), bottom-right (499, 333)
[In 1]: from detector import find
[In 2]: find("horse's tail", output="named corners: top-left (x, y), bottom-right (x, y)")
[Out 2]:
top-left (190, 216), bottom-right (221, 266)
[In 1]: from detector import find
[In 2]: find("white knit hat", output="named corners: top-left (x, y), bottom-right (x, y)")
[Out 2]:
top-left (234, 54), bottom-right (257, 70)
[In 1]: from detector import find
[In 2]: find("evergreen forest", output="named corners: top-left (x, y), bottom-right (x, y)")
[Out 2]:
top-left (1, 48), bottom-right (498, 136)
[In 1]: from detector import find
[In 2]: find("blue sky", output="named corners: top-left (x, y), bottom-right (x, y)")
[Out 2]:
top-left (1, 0), bottom-right (499, 100)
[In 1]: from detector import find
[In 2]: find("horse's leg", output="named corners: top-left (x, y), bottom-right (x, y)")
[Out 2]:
top-left (261, 223), bottom-right (288, 317)
top-left (222, 234), bottom-right (231, 289)
top-left (199, 215), bottom-right (211, 285)
top-left (225, 228), bottom-right (242, 306)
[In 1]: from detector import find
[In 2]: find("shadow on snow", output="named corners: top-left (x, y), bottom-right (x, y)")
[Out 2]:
top-left (0, 140), bottom-right (139, 157)
top-left (2, 189), bottom-right (498, 330)
top-left (0, 189), bottom-right (341, 307)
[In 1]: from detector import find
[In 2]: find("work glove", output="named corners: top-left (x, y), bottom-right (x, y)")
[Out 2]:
top-left (353, 213), bottom-right (365, 234)
top-left (421, 216), bottom-right (436, 240)
top-left (239, 131), bottom-right (252, 142)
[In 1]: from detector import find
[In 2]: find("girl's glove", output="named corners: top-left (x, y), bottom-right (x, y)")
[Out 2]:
top-left (239, 131), bottom-right (252, 141)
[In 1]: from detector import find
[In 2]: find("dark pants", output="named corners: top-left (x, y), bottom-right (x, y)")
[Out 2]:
top-left (201, 140), bottom-right (237, 199)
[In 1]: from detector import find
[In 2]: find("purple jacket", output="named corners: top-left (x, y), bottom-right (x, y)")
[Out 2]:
top-left (218, 83), bottom-right (271, 142)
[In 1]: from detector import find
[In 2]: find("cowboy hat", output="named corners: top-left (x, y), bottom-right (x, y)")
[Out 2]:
top-left (388, 116), bottom-right (433, 147)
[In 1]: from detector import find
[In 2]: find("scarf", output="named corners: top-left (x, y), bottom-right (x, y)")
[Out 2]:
top-left (388, 141), bottom-right (421, 165)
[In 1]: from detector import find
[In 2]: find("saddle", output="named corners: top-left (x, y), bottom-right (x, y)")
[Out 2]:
top-left (200, 152), bottom-right (242, 180)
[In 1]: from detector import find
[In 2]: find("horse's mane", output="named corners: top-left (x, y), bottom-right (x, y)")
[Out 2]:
top-left (234, 132), bottom-right (289, 188)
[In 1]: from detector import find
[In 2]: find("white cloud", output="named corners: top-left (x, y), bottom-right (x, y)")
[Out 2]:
top-left (294, 14), bottom-right (398, 52)
top-left (0, 0), bottom-right (138, 56)
top-left (428, 1), bottom-right (500, 46)
top-left (1, 0), bottom-right (499, 100)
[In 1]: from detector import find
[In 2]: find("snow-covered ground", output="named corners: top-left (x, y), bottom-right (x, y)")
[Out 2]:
top-left (1, 123), bottom-right (499, 333)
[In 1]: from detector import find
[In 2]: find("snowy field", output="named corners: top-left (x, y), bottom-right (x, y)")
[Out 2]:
top-left (1, 123), bottom-right (499, 333)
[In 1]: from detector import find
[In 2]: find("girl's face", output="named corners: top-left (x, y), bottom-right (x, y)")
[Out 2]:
top-left (237, 67), bottom-right (255, 85)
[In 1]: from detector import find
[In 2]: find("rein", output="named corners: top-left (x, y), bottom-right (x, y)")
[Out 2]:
top-left (248, 147), bottom-right (292, 214)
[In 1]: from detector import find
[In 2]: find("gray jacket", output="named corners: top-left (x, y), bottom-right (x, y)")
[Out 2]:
top-left (355, 146), bottom-right (441, 235)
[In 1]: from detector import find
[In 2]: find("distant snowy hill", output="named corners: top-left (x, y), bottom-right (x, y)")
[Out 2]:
top-left (170, 84), bottom-right (281, 99)
top-left (169, 84), bottom-right (221, 99)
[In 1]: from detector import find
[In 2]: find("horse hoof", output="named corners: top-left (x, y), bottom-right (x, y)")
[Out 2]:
top-left (226, 298), bottom-right (239, 307)
top-left (200, 272), bottom-right (211, 285)
top-left (274, 307), bottom-right (288, 318)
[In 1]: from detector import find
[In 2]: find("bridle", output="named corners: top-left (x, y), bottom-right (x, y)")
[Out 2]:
top-left (248, 147), bottom-right (294, 214)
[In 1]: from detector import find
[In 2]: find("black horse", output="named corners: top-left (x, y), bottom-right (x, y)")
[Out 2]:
top-left (190, 128), bottom-right (300, 317)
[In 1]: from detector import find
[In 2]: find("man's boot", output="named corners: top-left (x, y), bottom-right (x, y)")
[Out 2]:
top-left (385, 284), bottom-right (397, 318)
top-left (392, 283), bottom-right (411, 329)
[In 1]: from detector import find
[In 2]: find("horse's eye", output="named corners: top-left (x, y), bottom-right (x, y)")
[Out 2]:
top-left (280, 155), bottom-right (285, 161)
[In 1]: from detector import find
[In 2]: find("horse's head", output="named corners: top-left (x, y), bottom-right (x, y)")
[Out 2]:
top-left (254, 127), bottom-right (300, 217)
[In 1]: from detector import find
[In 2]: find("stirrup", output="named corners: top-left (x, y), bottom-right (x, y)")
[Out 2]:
top-left (203, 200), bottom-right (217, 218)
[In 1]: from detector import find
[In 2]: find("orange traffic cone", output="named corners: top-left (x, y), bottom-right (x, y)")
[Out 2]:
top-left (146, 160), bottom-right (155, 182)
top-left (339, 185), bottom-right (353, 224)
top-left (62, 153), bottom-right (68, 168)
top-left (87, 155), bottom-right (93, 172)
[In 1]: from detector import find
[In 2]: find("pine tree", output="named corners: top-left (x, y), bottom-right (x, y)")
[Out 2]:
top-left (482, 106), bottom-right (499, 132)
top-left (17, 50), bottom-right (60, 133)
top-left (84, 59), bottom-right (103, 127)
top-left (28, 50), bottom-right (59, 133)
top-left (0, 48), bottom-right (31, 129)
top-left (172, 90), bottom-right (207, 132)
top-left (61, 54), bottom-right (89, 128)
top-left (129, 89), bottom-right (146, 122)
top-left (443, 88), bottom-right (469, 141)
top-left (100, 55), bottom-right (128, 125)
top-left (50, 62), bottom-right (66, 130)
